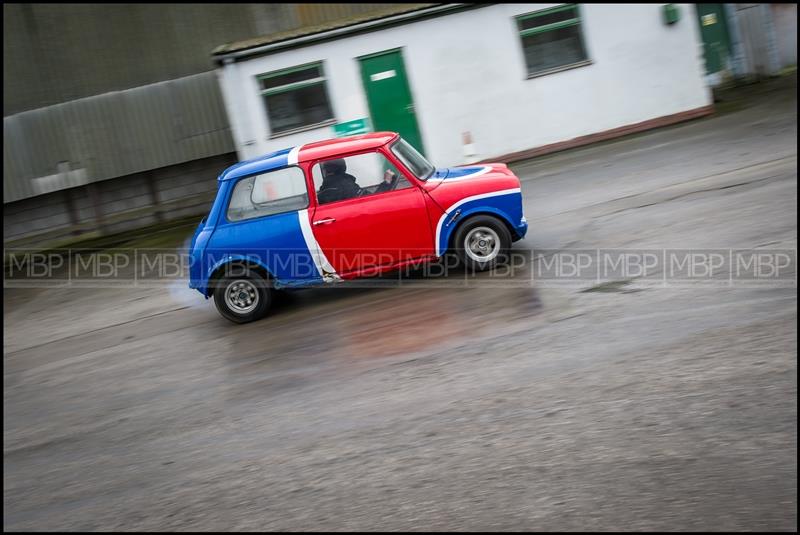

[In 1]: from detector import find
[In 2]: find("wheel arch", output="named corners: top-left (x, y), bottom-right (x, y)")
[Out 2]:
top-left (443, 209), bottom-right (519, 255)
top-left (204, 256), bottom-right (274, 297)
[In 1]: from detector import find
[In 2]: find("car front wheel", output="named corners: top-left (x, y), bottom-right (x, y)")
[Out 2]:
top-left (213, 268), bottom-right (272, 323)
top-left (453, 215), bottom-right (512, 272)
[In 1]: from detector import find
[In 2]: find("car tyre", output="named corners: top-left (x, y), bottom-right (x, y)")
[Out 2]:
top-left (213, 268), bottom-right (272, 324)
top-left (452, 215), bottom-right (512, 272)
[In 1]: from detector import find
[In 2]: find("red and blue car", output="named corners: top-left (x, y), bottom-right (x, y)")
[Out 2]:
top-left (189, 132), bottom-right (527, 322)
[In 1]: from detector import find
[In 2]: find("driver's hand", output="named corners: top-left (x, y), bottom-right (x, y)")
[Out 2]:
top-left (383, 169), bottom-right (396, 183)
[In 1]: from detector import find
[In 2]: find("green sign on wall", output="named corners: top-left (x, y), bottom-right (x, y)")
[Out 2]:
top-left (332, 118), bottom-right (371, 137)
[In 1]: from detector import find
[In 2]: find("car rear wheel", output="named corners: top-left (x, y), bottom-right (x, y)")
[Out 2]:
top-left (453, 215), bottom-right (512, 272)
top-left (213, 268), bottom-right (272, 323)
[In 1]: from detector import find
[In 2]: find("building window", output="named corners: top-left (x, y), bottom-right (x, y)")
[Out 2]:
top-left (516, 4), bottom-right (589, 77)
top-left (258, 63), bottom-right (334, 135)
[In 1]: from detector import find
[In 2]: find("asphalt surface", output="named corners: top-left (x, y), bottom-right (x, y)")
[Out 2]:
top-left (4, 77), bottom-right (797, 531)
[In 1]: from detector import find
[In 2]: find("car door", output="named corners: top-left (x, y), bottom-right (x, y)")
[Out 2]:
top-left (308, 149), bottom-right (434, 277)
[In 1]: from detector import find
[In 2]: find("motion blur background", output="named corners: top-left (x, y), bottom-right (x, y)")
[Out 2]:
top-left (4, 3), bottom-right (797, 532)
top-left (3, 3), bottom-right (796, 248)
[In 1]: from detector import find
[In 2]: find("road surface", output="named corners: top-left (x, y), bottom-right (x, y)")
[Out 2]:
top-left (4, 78), bottom-right (797, 531)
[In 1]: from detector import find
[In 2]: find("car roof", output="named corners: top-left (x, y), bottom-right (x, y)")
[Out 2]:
top-left (218, 131), bottom-right (399, 182)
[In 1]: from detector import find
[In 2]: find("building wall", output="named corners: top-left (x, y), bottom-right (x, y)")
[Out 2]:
top-left (220, 3), bottom-right (712, 168)
top-left (771, 3), bottom-right (797, 69)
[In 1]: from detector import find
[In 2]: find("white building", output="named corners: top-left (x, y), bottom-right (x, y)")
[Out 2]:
top-left (213, 3), bottom-right (713, 168)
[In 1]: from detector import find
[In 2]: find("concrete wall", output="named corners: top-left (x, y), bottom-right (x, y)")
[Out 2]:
top-left (219, 3), bottom-right (712, 169)
top-left (3, 153), bottom-right (236, 245)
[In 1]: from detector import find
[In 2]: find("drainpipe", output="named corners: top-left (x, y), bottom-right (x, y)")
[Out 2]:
top-left (86, 182), bottom-right (106, 236)
top-left (60, 161), bottom-right (82, 236)
top-left (64, 188), bottom-right (81, 236)
top-left (145, 170), bottom-right (163, 223)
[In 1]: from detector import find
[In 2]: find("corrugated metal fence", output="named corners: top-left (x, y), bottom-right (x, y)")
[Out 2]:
top-left (4, 71), bottom-right (234, 204)
top-left (728, 3), bottom-right (783, 78)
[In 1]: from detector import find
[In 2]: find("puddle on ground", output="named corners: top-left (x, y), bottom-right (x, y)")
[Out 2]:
top-left (222, 282), bottom-right (545, 376)
top-left (220, 281), bottom-right (545, 404)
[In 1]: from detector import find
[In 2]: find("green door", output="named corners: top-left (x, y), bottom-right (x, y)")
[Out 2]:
top-left (358, 49), bottom-right (425, 155)
top-left (695, 4), bottom-right (733, 74)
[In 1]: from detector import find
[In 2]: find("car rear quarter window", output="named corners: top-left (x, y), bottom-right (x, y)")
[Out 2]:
top-left (227, 166), bottom-right (308, 222)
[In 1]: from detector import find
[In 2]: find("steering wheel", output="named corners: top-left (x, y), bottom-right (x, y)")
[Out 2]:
top-left (387, 169), bottom-right (399, 190)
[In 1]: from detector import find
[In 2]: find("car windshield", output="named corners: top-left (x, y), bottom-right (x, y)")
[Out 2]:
top-left (390, 138), bottom-right (435, 180)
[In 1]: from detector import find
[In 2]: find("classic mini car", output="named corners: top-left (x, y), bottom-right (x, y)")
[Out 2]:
top-left (189, 132), bottom-right (527, 323)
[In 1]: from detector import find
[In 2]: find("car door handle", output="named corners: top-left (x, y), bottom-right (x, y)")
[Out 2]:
top-left (313, 218), bottom-right (336, 226)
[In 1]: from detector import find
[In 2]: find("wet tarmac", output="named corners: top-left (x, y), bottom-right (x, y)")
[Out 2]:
top-left (4, 78), bottom-right (797, 531)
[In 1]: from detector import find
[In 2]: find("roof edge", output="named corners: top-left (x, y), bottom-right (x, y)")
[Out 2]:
top-left (212, 3), bottom-right (492, 64)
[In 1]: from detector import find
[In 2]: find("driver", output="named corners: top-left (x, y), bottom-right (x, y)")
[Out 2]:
top-left (317, 158), bottom-right (399, 203)
top-left (318, 158), bottom-right (361, 203)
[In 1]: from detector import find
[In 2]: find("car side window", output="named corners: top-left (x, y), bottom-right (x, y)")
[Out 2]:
top-left (311, 151), bottom-right (411, 205)
top-left (227, 166), bottom-right (308, 222)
